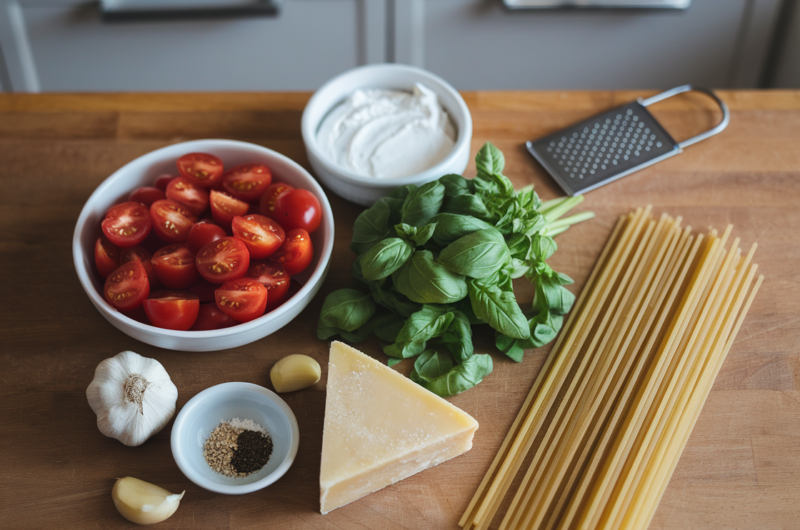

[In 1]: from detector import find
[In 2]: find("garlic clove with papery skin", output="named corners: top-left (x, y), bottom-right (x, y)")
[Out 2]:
top-left (112, 476), bottom-right (184, 525)
top-left (87, 351), bottom-right (178, 447)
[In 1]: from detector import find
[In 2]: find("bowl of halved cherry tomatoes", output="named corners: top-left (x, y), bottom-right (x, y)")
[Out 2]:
top-left (73, 139), bottom-right (334, 352)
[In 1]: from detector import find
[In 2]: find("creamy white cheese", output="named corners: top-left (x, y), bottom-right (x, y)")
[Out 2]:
top-left (316, 83), bottom-right (456, 179)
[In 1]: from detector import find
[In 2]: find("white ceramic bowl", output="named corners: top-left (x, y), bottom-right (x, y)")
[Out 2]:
top-left (170, 382), bottom-right (299, 494)
top-left (302, 63), bottom-right (473, 206)
top-left (72, 139), bottom-right (334, 352)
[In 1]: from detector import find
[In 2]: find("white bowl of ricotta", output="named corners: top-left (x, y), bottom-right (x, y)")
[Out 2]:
top-left (302, 64), bottom-right (472, 206)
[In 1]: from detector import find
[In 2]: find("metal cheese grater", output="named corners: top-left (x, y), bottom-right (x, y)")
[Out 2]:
top-left (526, 85), bottom-right (729, 196)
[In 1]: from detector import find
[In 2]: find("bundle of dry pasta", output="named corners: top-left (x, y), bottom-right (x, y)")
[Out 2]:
top-left (460, 206), bottom-right (762, 530)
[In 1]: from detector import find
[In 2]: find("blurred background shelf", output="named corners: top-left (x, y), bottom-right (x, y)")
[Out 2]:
top-left (0, 0), bottom-right (796, 92)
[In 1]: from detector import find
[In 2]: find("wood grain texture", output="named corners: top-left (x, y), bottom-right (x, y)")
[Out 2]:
top-left (0, 90), bottom-right (797, 529)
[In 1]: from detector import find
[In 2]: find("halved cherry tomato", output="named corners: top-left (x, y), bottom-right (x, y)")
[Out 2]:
top-left (166, 177), bottom-right (209, 217)
top-left (120, 246), bottom-right (157, 288)
top-left (259, 182), bottom-right (293, 218)
top-left (151, 244), bottom-right (198, 289)
top-left (272, 188), bottom-right (322, 233)
top-left (246, 261), bottom-right (290, 312)
top-left (143, 291), bottom-right (200, 331)
top-left (186, 221), bottom-right (226, 254)
top-left (153, 174), bottom-right (177, 192)
top-left (94, 236), bottom-right (120, 279)
top-left (177, 153), bottom-right (224, 188)
top-left (129, 186), bottom-right (166, 207)
top-left (104, 260), bottom-right (150, 311)
top-left (215, 278), bottom-right (267, 323)
top-left (231, 214), bottom-right (285, 259)
top-left (222, 164), bottom-right (273, 203)
top-left (196, 237), bottom-right (250, 284)
top-left (101, 201), bottom-right (152, 248)
top-left (269, 228), bottom-right (313, 276)
top-left (210, 190), bottom-right (249, 226)
top-left (190, 303), bottom-right (237, 331)
top-left (150, 199), bottom-right (197, 243)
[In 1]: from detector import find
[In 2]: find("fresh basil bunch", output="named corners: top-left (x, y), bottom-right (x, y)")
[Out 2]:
top-left (317, 143), bottom-right (593, 397)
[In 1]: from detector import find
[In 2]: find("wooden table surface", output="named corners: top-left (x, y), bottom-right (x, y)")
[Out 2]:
top-left (1, 90), bottom-right (798, 529)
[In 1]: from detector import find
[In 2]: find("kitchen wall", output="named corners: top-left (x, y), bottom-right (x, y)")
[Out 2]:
top-left (0, 0), bottom-right (787, 92)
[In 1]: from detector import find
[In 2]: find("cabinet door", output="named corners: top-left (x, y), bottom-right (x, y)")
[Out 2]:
top-left (392, 0), bottom-right (780, 90)
top-left (0, 0), bottom-right (386, 92)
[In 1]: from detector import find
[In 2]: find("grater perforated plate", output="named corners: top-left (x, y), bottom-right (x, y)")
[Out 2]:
top-left (526, 85), bottom-right (730, 196)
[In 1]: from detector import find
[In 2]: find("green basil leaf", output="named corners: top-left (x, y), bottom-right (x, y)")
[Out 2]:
top-left (351, 200), bottom-right (391, 256)
top-left (361, 238), bottom-right (414, 281)
top-left (413, 353), bottom-right (493, 397)
top-left (318, 288), bottom-right (375, 333)
top-left (390, 184), bottom-right (417, 200)
top-left (441, 194), bottom-right (492, 221)
top-left (394, 223), bottom-right (417, 239)
top-left (495, 333), bottom-right (525, 362)
top-left (534, 278), bottom-right (575, 315)
top-left (437, 228), bottom-right (510, 279)
top-left (387, 358), bottom-right (403, 367)
top-left (401, 180), bottom-right (445, 227)
top-left (517, 184), bottom-right (542, 211)
top-left (413, 350), bottom-right (454, 382)
top-left (529, 310), bottom-right (561, 348)
top-left (555, 272), bottom-right (574, 286)
top-left (317, 326), bottom-right (342, 341)
top-left (467, 278), bottom-right (530, 339)
top-left (475, 142), bottom-right (505, 178)
top-left (439, 310), bottom-right (473, 363)
top-left (368, 280), bottom-right (421, 318)
top-left (431, 213), bottom-right (494, 247)
top-left (393, 250), bottom-right (468, 304)
top-left (352, 254), bottom-right (366, 284)
top-left (395, 305), bottom-right (454, 344)
top-left (412, 222), bottom-right (437, 246)
top-left (373, 312), bottom-right (407, 343)
top-left (532, 234), bottom-right (557, 261)
top-left (438, 174), bottom-right (470, 197)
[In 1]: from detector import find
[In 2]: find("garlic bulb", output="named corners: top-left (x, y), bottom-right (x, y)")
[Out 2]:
top-left (87, 351), bottom-right (178, 447)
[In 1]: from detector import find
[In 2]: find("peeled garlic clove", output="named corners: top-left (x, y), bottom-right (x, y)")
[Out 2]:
top-left (112, 476), bottom-right (184, 525)
top-left (270, 354), bottom-right (321, 393)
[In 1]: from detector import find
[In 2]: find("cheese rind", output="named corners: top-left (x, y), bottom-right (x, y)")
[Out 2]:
top-left (320, 341), bottom-right (479, 514)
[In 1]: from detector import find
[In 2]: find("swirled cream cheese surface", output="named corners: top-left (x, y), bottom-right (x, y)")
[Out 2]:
top-left (316, 83), bottom-right (456, 179)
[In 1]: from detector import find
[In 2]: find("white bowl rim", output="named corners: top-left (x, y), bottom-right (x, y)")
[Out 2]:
top-left (72, 139), bottom-right (335, 341)
top-left (170, 381), bottom-right (300, 494)
top-left (301, 63), bottom-right (473, 187)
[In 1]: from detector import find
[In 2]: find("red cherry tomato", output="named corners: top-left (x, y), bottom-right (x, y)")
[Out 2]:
top-left (215, 278), bottom-right (267, 323)
top-left (94, 236), bottom-right (120, 279)
top-left (165, 177), bottom-right (209, 217)
top-left (150, 199), bottom-right (197, 243)
top-left (196, 237), bottom-right (250, 284)
top-left (104, 260), bottom-right (150, 311)
top-left (222, 164), bottom-right (273, 203)
top-left (120, 246), bottom-right (157, 288)
top-left (210, 190), bottom-right (249, 226)
top-left (129, 186), bottom-right (166, 207)
top-left (186, 221), bottom-right (227, 254)
top-left (190, 303), bottom-right (237, 331)
top-left (259, 182), bottom-right (293, 218)
top-left (153, 174), bottom-right (177, 191)
top-left (269, 228), bottom-right (313, 276)
top-left (143, 291), bottom-right (200, 331)
top-left (177, 152), bottom-right (224, 188)
top-left (246, 261), bottom-right (291, 312)
top-left (231, 214), bottom-right (285, 259)
top-left (272, 188), bottom-right (322, 233)
top-left (151, 244), bottom-right (198, 289)
top-left (101, 201), bottom-right (152, 248)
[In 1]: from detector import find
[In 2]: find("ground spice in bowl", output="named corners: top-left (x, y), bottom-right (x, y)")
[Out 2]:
top-left (203, 418), bottom-right (274, 478)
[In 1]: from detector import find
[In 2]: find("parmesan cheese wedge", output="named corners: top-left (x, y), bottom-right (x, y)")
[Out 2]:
top-left (320, 341), bottom-right (479, 514)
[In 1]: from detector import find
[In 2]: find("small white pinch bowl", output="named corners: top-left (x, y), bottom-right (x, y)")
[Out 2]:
top-left (72, 139), bottom-right (334, 352)
top-left (171, 382), bottom-right (299, 495)
top-left (302, 63), bottom-right (473, 206)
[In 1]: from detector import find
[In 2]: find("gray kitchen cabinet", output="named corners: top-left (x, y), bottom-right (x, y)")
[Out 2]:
top-left (392, 0), bottom-right (783, 90)
top-left (0, 0), bottom-right (387, 92)
top-left (0, 0), bottom-right (784, 92)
